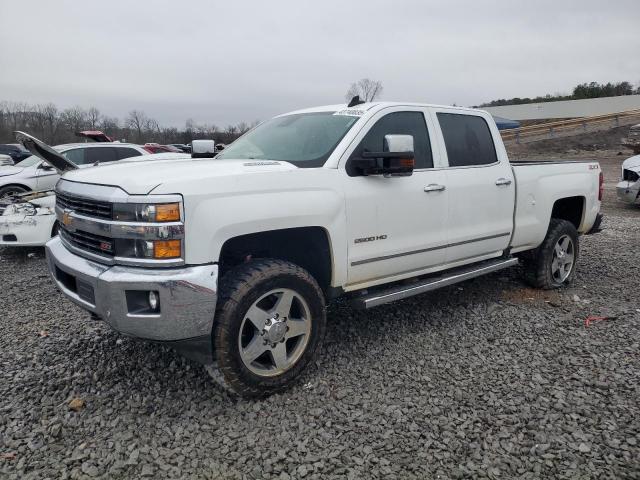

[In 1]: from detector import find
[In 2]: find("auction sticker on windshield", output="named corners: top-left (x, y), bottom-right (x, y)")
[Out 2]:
top-left (333, 109), bottom-right (365, 117)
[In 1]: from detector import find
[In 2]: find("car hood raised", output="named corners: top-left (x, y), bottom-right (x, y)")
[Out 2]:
top-left (60, 158), bottom-right (298, 194)
top-left (0, 166), bottom-right (23, 177)
top-left (622, 155), bottom-right (640, 171)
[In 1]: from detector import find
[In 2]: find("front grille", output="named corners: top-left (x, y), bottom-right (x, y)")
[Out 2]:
top-left (60, 227), bottom-right (114, 257)
top-left (56, 192), bottom-right (112, 220)
top-left (623, 169), bottom-right (639, 183)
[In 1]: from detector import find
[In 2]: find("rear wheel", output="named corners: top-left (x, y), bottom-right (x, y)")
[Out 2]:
top-left (523, 219), bottom-right (579, 289)
top-left (0, 185), bottom-right (28, 198)
top-left (212, 259), bottom-right (326, 397)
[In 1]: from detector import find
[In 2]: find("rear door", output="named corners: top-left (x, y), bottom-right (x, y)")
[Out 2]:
top-left (431, 109), bottom-right (515, 265)
top-left (342, 107), bottom-right (449, 288)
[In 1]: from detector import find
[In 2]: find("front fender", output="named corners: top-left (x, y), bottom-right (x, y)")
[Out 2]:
top-left (179, 169), bottom-right (348, 287)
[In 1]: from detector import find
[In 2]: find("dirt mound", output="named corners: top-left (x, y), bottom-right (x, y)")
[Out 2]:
top-left (507, 125), bottom-right (634, 159)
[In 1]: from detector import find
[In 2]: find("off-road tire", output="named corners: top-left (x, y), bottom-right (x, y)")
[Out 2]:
top-left (212, 259), bottom-right (326, 398)
top-left (522, 218), bottom-right (579, 289)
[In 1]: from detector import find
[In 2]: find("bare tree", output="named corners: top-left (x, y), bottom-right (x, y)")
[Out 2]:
top-left (125, 110), bottom-right (149, 143)
top-left (87, 107), bottom-right (101, 130)
top-left (32, 103), bottom-right (61, 143)
top-left (99, 115), bottom-right (119, 131)
top-left (61, 106), bottom-right (88, 137)
top-left (0, 100), bottom-right (258, 145)
top-left (345, 78), bottom-right (383, 102)
top-left (236, 121), bottom-right (250, 135)
top-left (3, 101), bottom-right (30, 133)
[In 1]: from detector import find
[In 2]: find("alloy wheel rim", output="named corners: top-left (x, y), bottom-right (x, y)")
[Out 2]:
top-left (1, 189), bottom-right (22, 198)
top-left (238, 288), bottom-right (311, 377)
top-left (551, 234), bottom-right (574, 283)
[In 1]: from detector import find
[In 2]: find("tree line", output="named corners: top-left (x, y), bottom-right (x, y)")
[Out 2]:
top-left (0, 101), bottom-right (259, 146)
top-left (478, 81), bottom-right (640, 108)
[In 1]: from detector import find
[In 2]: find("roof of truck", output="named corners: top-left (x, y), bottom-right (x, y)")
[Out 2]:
top-left (283, 101), bottom-right (486, 117)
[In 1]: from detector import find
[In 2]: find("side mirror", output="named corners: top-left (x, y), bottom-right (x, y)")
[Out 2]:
top-left (39, 163), bottom-right (55, 171)
top-left (191, 139), bottom-right (216, 158)
top-left (352, 134), bottom-right (415, 177)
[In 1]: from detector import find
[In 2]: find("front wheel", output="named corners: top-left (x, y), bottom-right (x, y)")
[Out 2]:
top-left (523, 218), bottom-right (579, 289)
top-left (0, 185), bottom-right (28, 198)
top-left (212, 259), bottom-right (326, 397)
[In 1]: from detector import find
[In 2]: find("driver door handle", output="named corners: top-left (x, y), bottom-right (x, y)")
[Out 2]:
top-left (495, 178), bottom-right (512, 186)
top-left (424, 184), bottom-right (446, 192)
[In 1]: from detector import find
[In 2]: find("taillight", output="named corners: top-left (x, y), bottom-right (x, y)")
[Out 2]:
top-left (598, 172), bottom-right (604, 201)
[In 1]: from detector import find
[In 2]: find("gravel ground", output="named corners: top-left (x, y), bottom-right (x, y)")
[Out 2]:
top-left (1, 155), bottom-right (639, 479)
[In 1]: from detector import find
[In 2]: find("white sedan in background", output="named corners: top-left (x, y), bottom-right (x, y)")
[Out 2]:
top-left (0, 142), bottom-right (151, 198)
top-left (0, 152), bottom-right (191, 247)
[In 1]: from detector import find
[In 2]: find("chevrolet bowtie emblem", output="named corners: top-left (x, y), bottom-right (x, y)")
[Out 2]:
top-left (62, 210), bottom-right (73, 227)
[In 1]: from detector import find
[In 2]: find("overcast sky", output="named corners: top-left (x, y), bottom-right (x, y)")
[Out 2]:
top-left (1, 0), bottom-right (638, 127)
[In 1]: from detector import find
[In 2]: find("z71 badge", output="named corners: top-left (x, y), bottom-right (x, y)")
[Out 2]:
top-left (354, 235), bottom-right (387, 244)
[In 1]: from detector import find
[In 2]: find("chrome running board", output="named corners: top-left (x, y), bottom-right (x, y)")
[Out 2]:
top-left (352, 257), bottom-right (519, 309)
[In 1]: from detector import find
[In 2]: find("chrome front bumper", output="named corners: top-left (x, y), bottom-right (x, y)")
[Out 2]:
top-left (45, 236), bottom-right (218, 362)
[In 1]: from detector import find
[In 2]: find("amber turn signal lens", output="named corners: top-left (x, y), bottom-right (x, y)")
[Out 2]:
top-left (399, 158), bottom-right (415, 167)
top-left (153, 240), bottom-right (181, 258)
top-left (155, 203), bottom-right (180, 222)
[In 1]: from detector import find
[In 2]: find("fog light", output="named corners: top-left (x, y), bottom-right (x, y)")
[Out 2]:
top-left (148, 291), bottom-right (159, 311)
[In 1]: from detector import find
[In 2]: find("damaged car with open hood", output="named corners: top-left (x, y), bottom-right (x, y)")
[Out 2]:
top-left (0, 133), bottom-right (191, 247)
top-left (617, 154), bottom-right (640, 206)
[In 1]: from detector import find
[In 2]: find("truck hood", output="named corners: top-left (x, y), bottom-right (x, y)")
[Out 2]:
top-left (61, 158), bottom-right (298, 194)
top-left (0, 165), bottom-right (23, 177)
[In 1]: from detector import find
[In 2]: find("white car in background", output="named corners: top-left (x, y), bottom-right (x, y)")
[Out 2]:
top-left (0, 142), bottom-right (151, 198)
top-left (0, 151), bottom-right (192, 247)
top-left (616, 154), bottom-right (640, 205)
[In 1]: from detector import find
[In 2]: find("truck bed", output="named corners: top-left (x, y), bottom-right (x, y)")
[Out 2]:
top-left (509, 160), bottom-right (601, 253)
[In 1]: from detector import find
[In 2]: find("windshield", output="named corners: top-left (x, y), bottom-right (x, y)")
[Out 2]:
top-left (15, 155), bottom-right (41, 167)
top-left (217, 112), bottom-right (359, 167)
top-left (15, 146), bottom-right (65, 168)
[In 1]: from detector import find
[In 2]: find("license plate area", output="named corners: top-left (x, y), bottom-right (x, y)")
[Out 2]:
top-left (55, 265), bottom-right (96, 306)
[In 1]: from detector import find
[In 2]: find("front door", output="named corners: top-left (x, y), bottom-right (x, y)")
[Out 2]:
top-left (342, 108), bottom-right (449, 289)
top-left (34, 163), bottom-right (60, 190)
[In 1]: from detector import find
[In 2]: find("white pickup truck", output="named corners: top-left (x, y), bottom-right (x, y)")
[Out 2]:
top-left (22, 101), bottom-right (604, 397)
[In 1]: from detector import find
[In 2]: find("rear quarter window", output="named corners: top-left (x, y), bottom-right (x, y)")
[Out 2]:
top-left (62, 148), bottom-right (85, 165)
top-left (437, 113), bottom-right (498, 167)
top-left (114, 147), bottom-right (143, 160)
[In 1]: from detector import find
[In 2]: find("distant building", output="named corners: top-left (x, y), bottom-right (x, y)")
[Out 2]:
top-left (483, 95), bottom-right (640, 121)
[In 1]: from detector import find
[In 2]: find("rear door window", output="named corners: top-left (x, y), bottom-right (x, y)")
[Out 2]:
top-left (114, 147), bottom-right (143, 160)
top-left (437, 113), bottom-right (498, 167)
top-left (85, 147), bottom-right (118, 164)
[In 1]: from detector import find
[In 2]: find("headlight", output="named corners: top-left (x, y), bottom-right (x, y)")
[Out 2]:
top-left (115, 239), bottom-right (182, 259)
top-left (3, 203), bottom-right (37, 216)
top-left (113, 203), bottom-right (181, 222)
